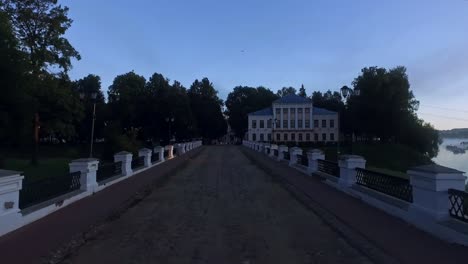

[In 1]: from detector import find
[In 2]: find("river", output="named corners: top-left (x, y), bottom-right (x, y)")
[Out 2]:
top-left (433, 138), bottom-right (468, 180)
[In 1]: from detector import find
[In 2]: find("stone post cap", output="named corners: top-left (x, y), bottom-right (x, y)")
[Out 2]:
top-left (307, 148), bottom-right (323, 154)
top-left (290, 146), bottom-right (301, 151)
top-left (270, 144), bottom-right (278, 149)
top-left (408, 164), bottom-right (466, 180)
top-left (70, 158), bottom-right (99, 164)
top-left (339, 154), bottom-right (365, 161)
top-left (164, 145), bottom-right (173, 150)
top-left (115, 151), bottom-right (132, 156)
top-left (138, 148), bottom-right (152, 154)
top-left (0, 169), bottom-right (23, 179)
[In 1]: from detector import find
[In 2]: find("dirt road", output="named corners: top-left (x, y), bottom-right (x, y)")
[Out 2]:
top-left (64, 146), bottom-right (370, 264)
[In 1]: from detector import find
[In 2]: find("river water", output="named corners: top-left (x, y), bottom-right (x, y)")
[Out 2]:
top-left (433, 138), bottom-right (468, 180)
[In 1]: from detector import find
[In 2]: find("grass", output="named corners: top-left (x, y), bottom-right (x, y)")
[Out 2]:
top-left (3, 158), bottom-right (71, 182)
top-left (311, 143), bottom-right (433, 175)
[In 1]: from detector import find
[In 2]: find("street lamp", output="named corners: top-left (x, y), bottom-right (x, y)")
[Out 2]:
top-left (165, 117), bottom-right (175, 143)
top-left (80, 92), bottom-right (98, 158)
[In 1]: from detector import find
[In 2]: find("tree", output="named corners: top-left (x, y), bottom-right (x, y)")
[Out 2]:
top-left (277, 86), bottom-right (296, 97)
top-left (225, 86), bottom-right (278, 138)
top-left (298, 84), bottom-right (307, 97)
top-left (1, 0), bottom-right (80, 74)
top-left (188, 78), bottom-right (227, 140)
top-left (347, 66), bottom-right (438, 157)
top-left (72, 74), bottom-right (106, 142)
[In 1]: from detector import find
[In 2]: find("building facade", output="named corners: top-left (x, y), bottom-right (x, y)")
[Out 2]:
top-left (247, 94), bottom-right (338, 142)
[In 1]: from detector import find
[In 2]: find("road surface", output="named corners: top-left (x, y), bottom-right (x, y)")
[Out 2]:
top-left (63, 146), bottom-right (370, 264)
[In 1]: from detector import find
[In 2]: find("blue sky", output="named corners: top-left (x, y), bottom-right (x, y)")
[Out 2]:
top-left (63, 0), bottom-right (468, 130)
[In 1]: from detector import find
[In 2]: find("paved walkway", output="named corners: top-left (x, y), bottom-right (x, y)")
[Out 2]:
top-left (242, 147), bottom-right (468, 264)
top-left (63, 146), bottom-right (369, 263)
top-left (0, 148), bottom-right (204, 264)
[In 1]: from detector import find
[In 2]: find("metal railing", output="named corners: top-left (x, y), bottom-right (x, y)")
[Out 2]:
top-left (97, 162), bottom-right (122, 182)
top-left (274, 149), bottom-right (278, 157)
top-left (283, 151), bottom-right (290, 161)
top-left (131, 156), bottom-right (145, 170)
top-left (267, 148), bottom-right (270, 155)
top-left (151, 152), bottom-right (160, 164)
top-left (356, 168), bottom-right (413, 203)
top-left (298, 154), bottom-right (309, 167)
top-left (448, 189), bottom-right (468, 223)
top-left (19, 171), bottom-right (81, 209)
top-left (317, 159), bottom-right (340, 177)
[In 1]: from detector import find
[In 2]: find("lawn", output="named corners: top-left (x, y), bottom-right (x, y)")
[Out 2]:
top-left (313, 143), bottom-right (433, 175)
top-left (3, 158), bottom-right (71, 182)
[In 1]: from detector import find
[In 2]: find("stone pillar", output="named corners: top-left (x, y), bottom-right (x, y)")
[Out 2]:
top-left (270, 144), bottom-right (278, 158)
top-left (154, 146), bottom-right (165, 162)
top-left (0, 170), bottom-right (24, 236)
top-left (165, 145), bottom-right (174, 159)
top-left (264, 144), bottom-right (270, 155)
top-left (278, 145), bottom-right (288, 161)
top-left (307, 149), bottom-right (325, 174)
top-left (289, 147), bottom-right (303, 166)
top-left (258, 143), bottom-right (264, 153)
top-left (69, 158), bottom-right (99, 192)
top-left (338, 155), bottom-right (366, 187)
top-left (176, 143), bottom-right (186, 156)
top-left (114, 151), bottom-right (133, 176)
top-left (138, 148), bottom-right (152, 167)
top-left (408, 165), bottom-right (466, 221)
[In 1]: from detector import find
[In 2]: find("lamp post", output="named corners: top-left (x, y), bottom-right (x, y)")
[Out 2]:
top-left (166, 117), bottom-right (175, 143)
top-left (80, 92), bottom-right (98, 158)
top-left (340, 86), bottom-right (360, 155)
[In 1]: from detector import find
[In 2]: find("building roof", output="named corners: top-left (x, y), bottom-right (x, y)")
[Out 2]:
top-left (248, 107), bottom-right (273, 116)
top-left (273, 94), bottom-right (312, 104)
top-left (313, 107), bottom-right (337, 115)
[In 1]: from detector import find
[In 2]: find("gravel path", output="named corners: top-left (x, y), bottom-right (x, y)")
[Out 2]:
top-left (64, 146), bottom-right (370, 264)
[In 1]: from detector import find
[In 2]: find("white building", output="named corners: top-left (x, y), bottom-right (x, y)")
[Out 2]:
top-left (247, 94), bottom-right (339, 143)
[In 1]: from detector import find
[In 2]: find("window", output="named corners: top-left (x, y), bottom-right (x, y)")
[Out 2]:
top-left (306, 133), bottom-right (311, 141)
top-left (322, 133), bottom-right (326, 141)
top-left (252, 133), bottom-right (256, 141)
top-left (252, 120), bottom-right (257, 129)
top-left (314, 120), bottom-right (319, 128)
top-left (314, 133), bottom-right (319, 141)
top-left (305, 108), bottom-right (310, 114)
top-left (290, 120), bottom-right (295, 128)
top-left (283, 108), bottom-right (288, 115)
top-left (322, 120), bottom-right (326, 128)
top-left (330, 133), bottom-right (335, 141)
top-left (299, 133), bottom-right (303, 141)
top-left (260, 120), bottom-right (264, 128)
top-left (290, 108), bottom-right (295, 114)
top-left (268, 133), bottom-right (272, 141)
top-left (298, 120), bottom-right (303, 128)
top-left (276, 120), bottom-right (280, 128)
top-left (284, 133), bottom-right (288, 141)
top-left (260, 133), bottom-right (264, 141)
top-left (305, 120), bottom-right (310, 128)
top-left (291, 133), bottom-right (296, 141)
top-left (276, 108), bottom-right (281, 116)
top-left (276, 133), bottom-right (280, 141)
top-left (267, 119), bottom-right (272, 128)
top-left (298, 108), bottom-right (303, 114)
top-left (283, 120), bottom-right (288, 128)
top-left (330, 120), bottom-right (335, 128)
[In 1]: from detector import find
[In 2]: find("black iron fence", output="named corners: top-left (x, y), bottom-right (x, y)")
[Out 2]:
top-left (267, 148), bottom-right (270, 155)
top-left (283, 151), bottom-right (290, 161)
top-left (131, 156), bottom-right (145, 170)
top-left (448, 189), bottom-right (468, 223)
top-left (19, 171), bottom-right (82, 209)
top-left (298, 154), bottom-right (309, 167)
top-left (97, 162), bottom-right (122, 182)
top-left (151, 152), bottom-right (159, 164)
top-left (164, 150), bottom-right (169, 158)
top-left (274, 149), bottom-right (278, 157)
top-left (356, 168), bottom-right (413, 203)
top-left (317, 159), bottom-right (340, 177)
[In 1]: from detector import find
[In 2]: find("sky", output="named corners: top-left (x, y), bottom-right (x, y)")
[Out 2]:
top-left (63, 0), bottom-right (468, 130)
